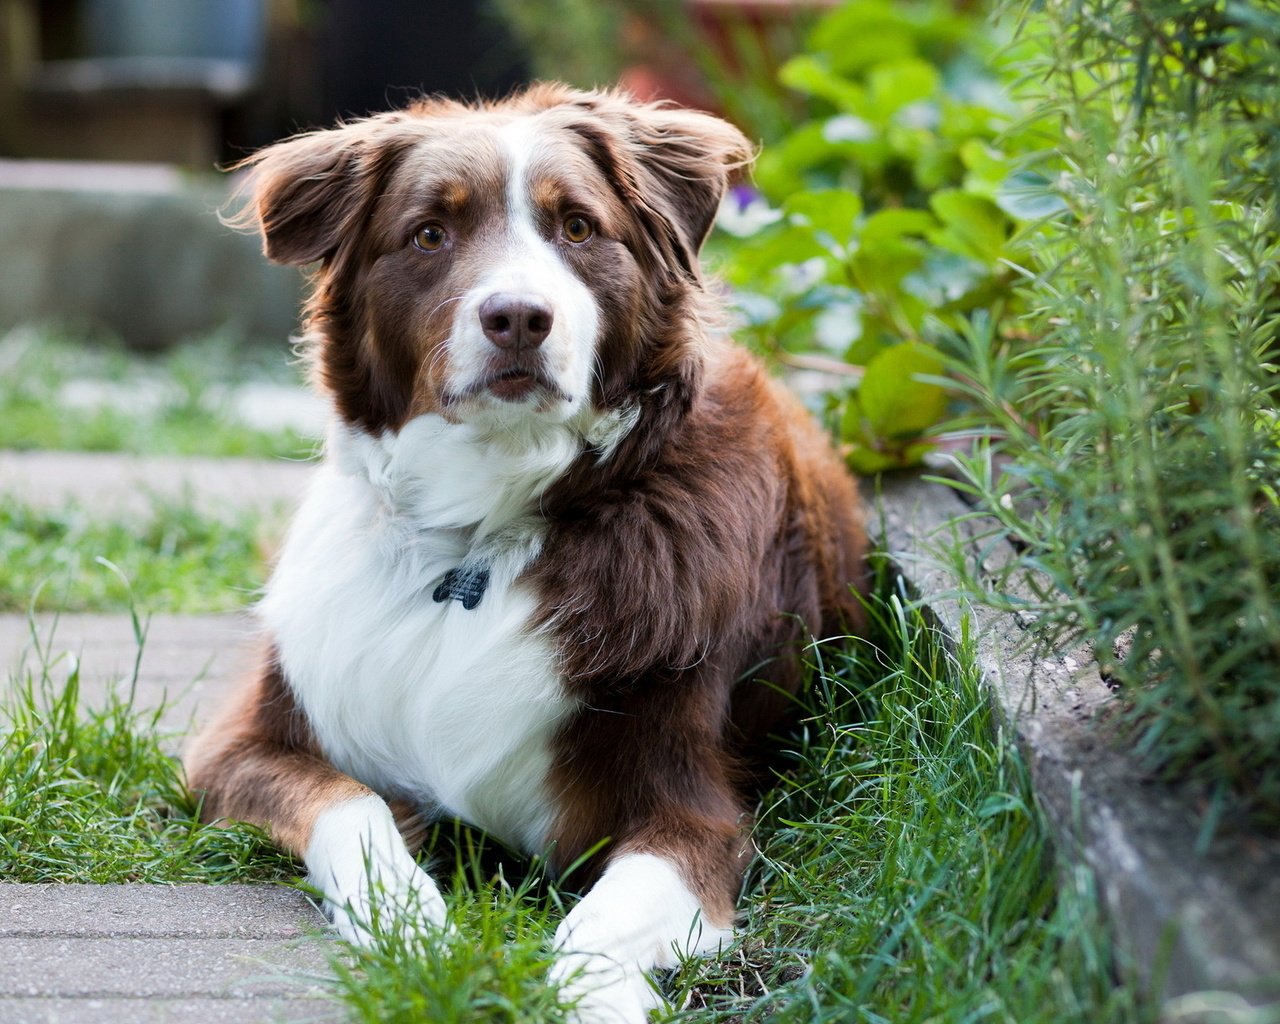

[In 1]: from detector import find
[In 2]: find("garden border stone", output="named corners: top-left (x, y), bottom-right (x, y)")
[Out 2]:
top-left (873, 473), bottom-right (1280, 1012)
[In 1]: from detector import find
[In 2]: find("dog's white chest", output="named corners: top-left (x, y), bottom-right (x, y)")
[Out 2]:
top-left (259, 417), bottom-right (579, 853)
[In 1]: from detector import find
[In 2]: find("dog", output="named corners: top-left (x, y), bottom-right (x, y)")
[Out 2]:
top-left (186, 83), bottom-right (866, 1024)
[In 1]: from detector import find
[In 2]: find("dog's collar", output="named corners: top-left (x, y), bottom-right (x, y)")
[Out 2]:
top-left (432, 565), bottom-right (490, 610)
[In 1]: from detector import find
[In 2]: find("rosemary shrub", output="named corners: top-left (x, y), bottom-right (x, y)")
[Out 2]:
top-left (950, 0), bottom-right (1280, 815)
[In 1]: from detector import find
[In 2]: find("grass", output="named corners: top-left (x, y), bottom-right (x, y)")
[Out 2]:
top-left (0, 327), bottom-right (316, 459)
top-left (0, 494), bottom-right (270, 613)
top-left (325, 559), bottom-right (1149, 1024)
top-left (0, 615), bottom-right (290, 882)
top-left (0, 553), bottom-right (1148, 1021)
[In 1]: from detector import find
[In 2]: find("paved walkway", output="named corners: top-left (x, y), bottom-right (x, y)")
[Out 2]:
top-left (0, 885), bottom-right (337, 1023)
top-left (0, 450), bottom-right (313, 519)
top-left (1, 451), bottom-right (331, 1023)
top-left (0, 613), bottom-right (254, 737)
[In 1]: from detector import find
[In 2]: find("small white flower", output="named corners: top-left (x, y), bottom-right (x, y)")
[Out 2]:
top-left (823, 114), bottom-right (875, 143)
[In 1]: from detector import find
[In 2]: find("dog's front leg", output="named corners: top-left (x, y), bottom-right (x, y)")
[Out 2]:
top-left (549, 851), bottom-right (734, 1024)
top-left (186, 663), bottom-right (446, 945)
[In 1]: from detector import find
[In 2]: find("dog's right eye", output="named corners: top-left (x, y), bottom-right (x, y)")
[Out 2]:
top-left (413, 224), bottom-right (448, 252)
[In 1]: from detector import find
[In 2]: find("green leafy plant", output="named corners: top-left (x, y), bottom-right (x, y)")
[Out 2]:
top-left (713, 0), bottom-right (1057, 473)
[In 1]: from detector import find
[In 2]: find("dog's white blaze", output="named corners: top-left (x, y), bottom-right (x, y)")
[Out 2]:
top-left (550, 853), bottom-right (734, 1024)
top-left (445, 116), bottom-right (599, 422)
top-left (306, 793), bottom-right (447, 943)
top-left (261, 416), bottom-right (581, 858)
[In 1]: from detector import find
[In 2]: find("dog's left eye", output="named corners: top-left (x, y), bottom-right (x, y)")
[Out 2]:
top-left (413, 224), bottom-right (448, 252)
top-left (563, 216), bottom-right (593, 244)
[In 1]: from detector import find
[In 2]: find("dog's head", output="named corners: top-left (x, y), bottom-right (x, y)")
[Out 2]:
top-left (235, 84), bottom-right (753, 435)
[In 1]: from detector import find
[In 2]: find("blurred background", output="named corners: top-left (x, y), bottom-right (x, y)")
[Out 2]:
top-left (0, 0), bottom-right (825, 350)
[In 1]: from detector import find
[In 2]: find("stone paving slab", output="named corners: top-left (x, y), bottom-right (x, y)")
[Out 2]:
top-left (0, 450), bottom-right (314, 519)
top-left (0, 613), bottom-right (254, 734)
top-left (0, 884), bottom-right (319, 938)
top-left (0, 886), bottom-right (339, 1024)
top-left (0, 995), bottom-right (342, 1024)
top-left (6, 937), bottom-right (331, 998)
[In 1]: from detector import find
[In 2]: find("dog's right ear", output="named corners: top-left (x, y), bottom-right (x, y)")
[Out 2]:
top-left (229, 118), bottom-right (415, 266)
top-left (227, 129), bottom-right (358, 266)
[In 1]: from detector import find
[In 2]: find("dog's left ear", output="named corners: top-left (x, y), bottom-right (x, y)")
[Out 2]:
top-left (628, 105), bottom-right (755, 275)
top-left (570, 96), bottom-right (755, 281)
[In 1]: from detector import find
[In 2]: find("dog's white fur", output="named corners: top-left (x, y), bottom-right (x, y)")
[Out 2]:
top-left (551, 853), bottom-right (735, 1023)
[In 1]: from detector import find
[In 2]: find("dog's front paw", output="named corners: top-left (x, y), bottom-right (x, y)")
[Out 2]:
top-left (307, 794), bottom-right (449, 947)
top-left (550, 953), bottom-right (657, 1024)
top-left (325, 860), bottom-right (449, 947)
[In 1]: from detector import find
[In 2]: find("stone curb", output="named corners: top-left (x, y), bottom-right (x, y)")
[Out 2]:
top-left (873, 475), bottom-right (1280, 1010)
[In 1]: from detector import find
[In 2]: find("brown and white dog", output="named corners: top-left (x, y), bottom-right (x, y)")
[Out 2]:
top-left (186, 84), bottom-right (865, 1023)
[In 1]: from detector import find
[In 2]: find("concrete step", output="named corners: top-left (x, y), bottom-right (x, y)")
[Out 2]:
top-left (0, 159), bottom-right (301, 348)
top-left (0, 884), bottom-right (340, 1024)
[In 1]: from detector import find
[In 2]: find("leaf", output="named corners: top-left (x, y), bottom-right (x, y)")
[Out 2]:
top-left (995, 171), bottom-right (1070, 221)
top-left (785, 190), bottom-right (864, 249)
top-left (959, 139), bottom-right (1009, 199)
top-left (779, 55), bottom-right (867, 114)
top-left (846, 439), bottom-right (935, 475)
top-left (753, 123), bottom-right (849, 197)
top-left (868, 59), bottom-right (942, 118)
top-left (860, 209), bottom-right (937, 246)
top-left (723, 225), bottom-right (829, 285)
top-left (859, 341), bottom-right (949, 438)
top-left (928, 190), bottom-right (1008, 263)
top-left (810, 0), bottom-right (918, 75)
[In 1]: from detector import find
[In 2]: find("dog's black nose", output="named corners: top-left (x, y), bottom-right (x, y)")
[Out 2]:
top-left (479, 294), bottom-right (554, 350)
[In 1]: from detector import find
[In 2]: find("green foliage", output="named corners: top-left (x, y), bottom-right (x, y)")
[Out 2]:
top-left (0, 496), bottom-right (268, 613)
top-left (946, 1), bottom-right (1280, 814)
top-left (0, 329), bottom-right (315, 459)
top-left (325, 565), bottom-right (1145, 1023)
top-left (0, 624), bottom-right (290, 882)
top-left (715, 0), bottom-right (1057, 473)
